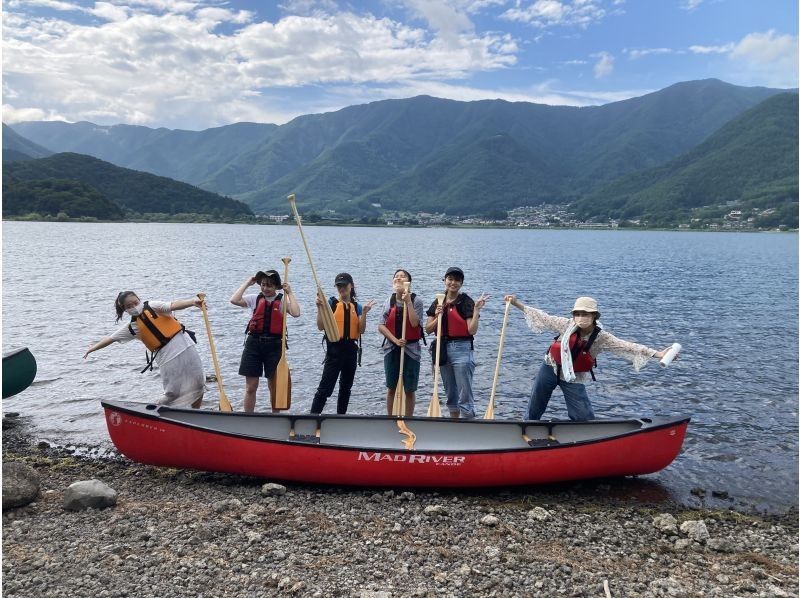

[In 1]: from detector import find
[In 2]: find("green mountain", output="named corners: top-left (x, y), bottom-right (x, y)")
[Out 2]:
top-left (4, 152), bottom-right (253, 217)
top-left (9, 121), bottom-right (278, 188)
top-left (2, 175), bottom-right (125, 220)
top-left (2, 123), bottom-right (53, 161)
top-left (573, 92), bottom-right (799, 226)
top-left (10, 79), bottom-right (790, 216)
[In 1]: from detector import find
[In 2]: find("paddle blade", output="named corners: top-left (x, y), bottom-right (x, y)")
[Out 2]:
top-left (273, 359), bottom-right (290, 410)
top-left (317, 288), bottom-right (341, 342)
top-left (218, 391), bottom-right (232, 412)
top-left (427, 391), bottom-right (441, 418)
top-left (483, 401), bottom-right (494, 420)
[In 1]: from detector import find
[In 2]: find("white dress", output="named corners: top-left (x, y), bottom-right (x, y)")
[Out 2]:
top-left (111, 301), bottom-right (206, 407)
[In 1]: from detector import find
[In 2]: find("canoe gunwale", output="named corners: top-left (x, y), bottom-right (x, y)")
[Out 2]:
top-left (101, 400), bottom-right (691, 456)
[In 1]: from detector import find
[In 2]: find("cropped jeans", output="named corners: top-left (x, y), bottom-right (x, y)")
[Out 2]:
top-left (440, 340), bottom-right (476, 419)
top-left (527, 361), bottom-right (595, 421)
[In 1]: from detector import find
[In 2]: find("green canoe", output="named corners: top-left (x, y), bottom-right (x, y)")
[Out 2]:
top-left (3, 347), bottom-right (37, 399)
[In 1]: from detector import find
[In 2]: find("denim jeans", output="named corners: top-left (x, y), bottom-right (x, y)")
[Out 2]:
top-left (527, 361), bottom-right (595, 421)
top-left (311, 341), bottom-right (358, 414)
top-left (439, 340), bottom-right (476, 418)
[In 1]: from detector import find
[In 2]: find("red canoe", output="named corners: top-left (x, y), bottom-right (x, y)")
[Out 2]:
top-left (102, 400), bottom-right (689, 488)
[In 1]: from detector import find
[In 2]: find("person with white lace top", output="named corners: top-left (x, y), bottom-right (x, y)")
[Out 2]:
top-left (505, 295), bottom-right (672, 421)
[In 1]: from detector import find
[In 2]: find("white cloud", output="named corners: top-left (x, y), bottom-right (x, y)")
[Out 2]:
top-left (689, 43), bottom-right (734, 54)
top-left (729, 30), bottom-right (798, 87)
top-left (3, 4), bottom-right (518, 128)
top-left (593, 51), bottom-right (613, 78)
top-left (501, 0), bottom-right (606, 29)
top-left (626, 47), bottom-right (674, 60)
top-left (681, 0), bottom-right (703, 11)
top-left (2, 103), bottom-right (67, 123)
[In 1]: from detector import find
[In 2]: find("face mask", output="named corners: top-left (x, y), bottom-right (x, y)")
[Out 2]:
top-left (126, 303), bottom-right (143, 316)
top-left (574, 315), bottom-right (593, 329)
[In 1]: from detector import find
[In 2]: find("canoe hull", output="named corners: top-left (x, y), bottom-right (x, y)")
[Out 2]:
top-left (2, 348), bottom-right (37, 399)
top-left (102, 401), bottom-right (689, 488)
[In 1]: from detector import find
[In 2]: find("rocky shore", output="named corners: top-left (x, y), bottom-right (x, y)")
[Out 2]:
top-left (3, 419), bottom-right (798, 598)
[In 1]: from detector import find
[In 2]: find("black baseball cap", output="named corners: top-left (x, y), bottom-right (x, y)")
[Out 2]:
top-left (444, 266), bottom-right (464, 280)
top-left (256, 270), bottom-right (282, 286)
top-left (334, 272), bottom-right (354, 286)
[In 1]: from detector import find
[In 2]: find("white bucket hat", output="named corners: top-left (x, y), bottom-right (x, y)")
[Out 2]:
top-left (572, 297), bottom-right (600, 319)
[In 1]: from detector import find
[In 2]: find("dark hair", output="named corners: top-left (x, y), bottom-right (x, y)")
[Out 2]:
top-left (115, 291), bottom-right (138, 323)
top-left (394, 269), bottom-right (412, 282)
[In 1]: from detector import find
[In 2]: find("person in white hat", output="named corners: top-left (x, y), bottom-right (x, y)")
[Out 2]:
top-left (504, 295), bottom-right (672, 421)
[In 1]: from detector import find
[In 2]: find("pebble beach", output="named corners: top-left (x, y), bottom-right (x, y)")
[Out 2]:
top-left (2, 418), bottom-right (798, 598)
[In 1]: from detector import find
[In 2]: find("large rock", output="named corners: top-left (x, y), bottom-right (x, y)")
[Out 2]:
top-left (2, 461), bottom-right (40, 510)
top-left (680, 519), bottom-right (710, 543)
top-left (63, 479), bottom-right (117, 511)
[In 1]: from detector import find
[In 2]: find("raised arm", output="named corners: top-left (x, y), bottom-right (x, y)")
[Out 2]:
top-left (359, 300), bottom-right (375, 334)
top-left (230, 276), bottom-right (256, 307)
top-left (282, 282), bottom-right (301, 317)
top-left (466, 293), bottom-right (488, 336)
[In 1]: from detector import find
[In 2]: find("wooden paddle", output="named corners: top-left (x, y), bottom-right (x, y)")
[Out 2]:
top-left (273, 257), bottom-right (291, 410)
top-left (484, 297), bottom-right (511, 420)
top-left (197, 293), bottom-right (232, 412)
top-left (426, 293), bottom-right (446, 418)
top-left (391, 282), bottom-right (411, 417)
top-left (288, 194), bottom-right (340, 342)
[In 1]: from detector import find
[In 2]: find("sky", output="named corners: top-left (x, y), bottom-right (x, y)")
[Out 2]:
top-left (3, 0), bottom-right (798, 130)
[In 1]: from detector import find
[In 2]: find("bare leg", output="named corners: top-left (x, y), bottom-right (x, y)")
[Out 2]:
top-left (385, 388), bottom-right (395, 415)
top-left (244, 376), bottom-right (260, 412)
top-left (191, 397), bottom-right (203, 409)
top-left (405, 392), bottom-right (416, 417)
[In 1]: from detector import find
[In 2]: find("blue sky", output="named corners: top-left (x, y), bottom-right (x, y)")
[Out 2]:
top-left (3, 0), bottom-right (797, 130)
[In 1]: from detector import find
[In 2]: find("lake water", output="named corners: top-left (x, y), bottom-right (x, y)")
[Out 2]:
top-left (3, 222), bottom-right (797, 513)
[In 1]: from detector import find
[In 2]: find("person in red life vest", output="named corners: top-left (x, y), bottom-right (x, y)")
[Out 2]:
top-left (310, 273), bottom-right (375, 415)
top-left (230, 270), bottom-right (300, 413)
top-left (378, 269), bottom-right (425, 416)
top-left (83, 291), bottom-right (205, 408)
top-left (424, 267), bottom-right (489, 419)
top-left (505, 295), bottom-right (673, 421)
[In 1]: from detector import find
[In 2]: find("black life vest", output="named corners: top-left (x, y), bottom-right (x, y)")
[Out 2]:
top-left (247, 294), bottom-right (284, 335)
top-left (386, 293), bottom-right (423, 342)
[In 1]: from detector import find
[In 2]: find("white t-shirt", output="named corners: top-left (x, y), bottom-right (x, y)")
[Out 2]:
top-left (241, 292), bottom-right (287, 313)
top-left (111, 300), bottom-right (194, 365)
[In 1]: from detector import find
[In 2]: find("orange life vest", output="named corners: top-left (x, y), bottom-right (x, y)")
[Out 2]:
top-left (130, 302), bottom-right (184, 352)
top-left (330, 298), bottom-right (360, 341)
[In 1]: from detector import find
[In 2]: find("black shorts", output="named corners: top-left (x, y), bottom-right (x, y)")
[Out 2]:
top-left (238, 334), bottom-right (282, 378)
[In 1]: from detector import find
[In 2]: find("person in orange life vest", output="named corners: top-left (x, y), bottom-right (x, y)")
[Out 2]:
top-left (378, 269), bottom-right (425, 416)
top-left (310, 273), bottom-right (375, 415)
top-left (83, 291), bottom-right (205, 409)
top-left (505, 295), bottom-right (673, 421)
top-left (424, 267), bottom-right (489, 419)
top-left (230, 270), bottom-right (300, 413)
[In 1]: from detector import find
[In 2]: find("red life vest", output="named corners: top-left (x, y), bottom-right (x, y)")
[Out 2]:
top-left (444, 301), bottom-right (471, 339)
top-left (386, 293), bottom-right (422, 342)
top-left (247, 294), bottom-right (284, 335)
top-left (548, 328), bottom-right (599, 373)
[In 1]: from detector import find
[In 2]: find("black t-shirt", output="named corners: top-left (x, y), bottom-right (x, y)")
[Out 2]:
top-left (426, 293), bottom-right (474, 320)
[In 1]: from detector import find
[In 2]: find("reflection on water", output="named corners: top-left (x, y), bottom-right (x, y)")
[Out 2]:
top-left (3, 222), bottom-right (798, 513)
